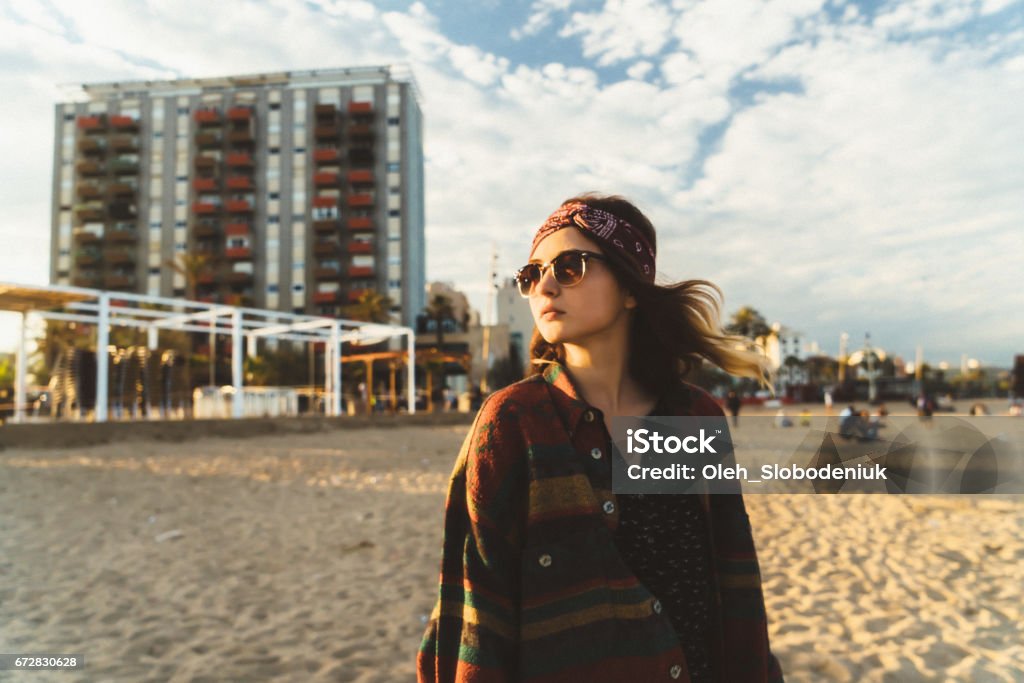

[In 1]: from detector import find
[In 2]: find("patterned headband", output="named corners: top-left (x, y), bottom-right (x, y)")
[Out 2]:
top-left (531, 201), bottom-right (656, 281)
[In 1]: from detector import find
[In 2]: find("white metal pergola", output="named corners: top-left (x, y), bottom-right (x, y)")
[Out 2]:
top-left (0, 281), bottom-right (417, 423)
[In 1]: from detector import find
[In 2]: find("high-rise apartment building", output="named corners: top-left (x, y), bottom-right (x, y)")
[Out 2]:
top-left (50, 66), bottom-right (425, 327)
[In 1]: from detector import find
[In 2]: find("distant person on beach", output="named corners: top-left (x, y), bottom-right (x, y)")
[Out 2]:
top-left (726, 389), bottom-right (742, 427)
top-left (968, 403), bottom-right (989, 416)
top-left (824, 390), bottom-right (833, 413)
top-left (417, 194), bottom-right (784, 682)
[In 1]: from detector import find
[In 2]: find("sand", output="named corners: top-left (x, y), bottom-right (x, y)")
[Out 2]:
top-left (1, 407), bottom-right (1022, 682)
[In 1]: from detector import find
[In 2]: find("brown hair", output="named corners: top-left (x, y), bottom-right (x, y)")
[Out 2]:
top-left (529, 192), bottom-right (774, 397)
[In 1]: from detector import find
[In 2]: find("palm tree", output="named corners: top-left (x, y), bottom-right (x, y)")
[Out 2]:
top-left (726, 306), bottom-right (772, 341)
top-left (164, 252), bottom-right (214, 393)
top-left (341, 290), bottom-right (394, 324)
top-left (424, 294), bottom-right (455, 397)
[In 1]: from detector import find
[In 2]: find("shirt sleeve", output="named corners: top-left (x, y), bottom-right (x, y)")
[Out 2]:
top-left (417, 393), bottom-right (525, 682)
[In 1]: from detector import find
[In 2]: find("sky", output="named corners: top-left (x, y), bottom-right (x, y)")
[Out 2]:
top-left (0, 0), bottom-right (1022, 368)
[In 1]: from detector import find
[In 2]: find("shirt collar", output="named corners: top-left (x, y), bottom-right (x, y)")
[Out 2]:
top-left (540, 360), bottom-right (678, 436)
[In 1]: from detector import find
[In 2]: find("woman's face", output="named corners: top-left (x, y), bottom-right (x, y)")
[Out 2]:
top-left (527, 227), bottom-right (636, 346)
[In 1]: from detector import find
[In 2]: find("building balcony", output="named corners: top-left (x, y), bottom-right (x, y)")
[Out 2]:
top-left (194, 221), bottom-right (220, 238)
top-left (314, 266), bottom-right (340, 280)
top-left (348, 169), bottom-right (374, 184)
top-left (225, 176), bottom-right (252, 190)
top-left (348, 124), bottom-right (375, 139)
top-left (348, 265), bottom-right (374, 278)
top-left (229, 129), bottom-right (254, 145)
top-left (314, 125), bottom-right (340, 140)
top-left (312, 195), bottom-right (338, 208)
top-left (349, 147), bottom-right (375, 165)
top-left (313, 219), bottom-right (339, 233)
top-left (313, 148), bottom-right (339, 164)
top-left (347, 217), bottom-right (374, 231)
top-left (314, 104), bottom-right (337, 118)
top-left (348, 241), bottom-right (373, 254)
top-left (225, 152), bottom-right (253, 167)
top-left (107, 178), bottom-right (137, 193)
top-left (76, 183), bottom-right (102, 200)
top-left (108, 201), bottom-right (137, 220)
top-left (194, 109), bottom-right (221, 125)
top-left (109, 115), bottom-right (139, 131)
top-left (105, 249), bottom-right (135, 265)
top-left (110, 135), bottom-right (139, 153)
top-left (227, 107), bottom-right (252, 121)
top-left (72, 272), bottom-right (102, 287)
top-left (194, 155), bottom-right (218, 171)
top-left (225, 246), bottom-right (252, 260)
top-left (348, 193), bottom-right (374, 207)
top-left (225, 199), bottom-right (252, 213)
top-left (197, 271), bottom-right (216, 285)
top-left (108, 224), bottom-right (138, 242)
top-left (314, 241), bottom-right (339, 256)
top-left (193, 177), bottom-right (218, 192)
top-left (109, 158), bottom-right (139, 175)
top-left (193, 202), bottom-right (220, 215)
top-left (348, 102), bottom-right (373, 114)
top-left (196, 132), bottom-right (223, 148)
top-left (74, 250), bottom-right (101, 267)
top-left (74, 203), bottom-right (105, 222)
top-left (76, 160), bottom-right (105, 176)
top-left (77, 138), bottom-right (106, 154)
top-left (77, 115), bottom-right (105, 131)
top-left (74, 228), bottom-right (103, 243)
top-left (226, 271), bottom-right (253, 285)
top-left (225, 222), bottom-right (250, 237)
top-left (313, 172), bottom-right (339, 187)
top-left (104, 273), bottom-right (136, 289)
top-left (313, 291), bottom-right (338, 304)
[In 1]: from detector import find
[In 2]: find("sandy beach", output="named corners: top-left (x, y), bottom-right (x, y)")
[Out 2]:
top-left (1, 403), bottom-right (1022, 682)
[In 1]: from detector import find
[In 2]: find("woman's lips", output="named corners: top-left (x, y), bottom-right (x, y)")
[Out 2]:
top-left (541, 310), bottom-right (563, 321)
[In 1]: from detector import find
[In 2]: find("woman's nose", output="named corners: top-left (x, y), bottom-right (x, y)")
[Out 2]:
top-left (536, 264), bottom-right (560, 296)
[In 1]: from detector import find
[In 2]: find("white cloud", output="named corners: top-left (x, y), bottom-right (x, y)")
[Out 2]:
top-left (0, 0), bottom-right (1021, 365)
top-left (511, 0), bottom-right (574, 40)
top-left (560, 0), bottom-right (675, 66)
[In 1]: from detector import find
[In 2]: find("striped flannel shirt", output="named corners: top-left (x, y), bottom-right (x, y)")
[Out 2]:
top-left (417, 360), bottom-right (785, 683)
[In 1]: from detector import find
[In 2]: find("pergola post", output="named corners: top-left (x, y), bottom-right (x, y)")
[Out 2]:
top-left (95, 293), bottom-right (110, 422)
top-left (247, 334), bottom-right (257, 358)
top-left (231, 308), bottom-right (243, 418)
top-left (406, 330), bottom-right (416, 415)
top-left (324, 341), bottom-right (334, 415)
top-left (14, 311), bottom-right (28, 423)
top-left (331, 322), bottom-right (342, 417)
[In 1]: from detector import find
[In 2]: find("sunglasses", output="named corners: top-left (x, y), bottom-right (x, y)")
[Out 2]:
top-left (513, 249), bottom-right (607, 298)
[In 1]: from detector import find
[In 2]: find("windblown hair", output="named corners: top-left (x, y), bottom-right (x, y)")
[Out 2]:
top-left (529, 192), bottom-right (775, 397)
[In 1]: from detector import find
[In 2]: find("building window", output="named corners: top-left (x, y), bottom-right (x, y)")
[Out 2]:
top-left (387, 117), bottom-right (399, 126)
top-left (268, 215), bottom-right (280, 224)
top-left (270, 102), bottom-right (280, 110)
top-left (268, 284), bottom-right (279, 293)
top-left (292, 284), bottom-right (304, 292)
top-left (294, 146), bottom-right (306, 154)
top-left (387, 162), bottom-right (400, 172)
top-left (175, 221), bottom-right (186, 228)
top-left (269, 192), bottom-right (279, 200)
top-left (388, 209), bottom-right (400, 217)
top-left (177, 107), bottom-right (189, 115)
top-left (149, 267), bottom-right (160, 275)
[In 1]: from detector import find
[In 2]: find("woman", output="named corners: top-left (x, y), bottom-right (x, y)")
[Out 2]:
top-left (417, 194), bottom-right (784, 682)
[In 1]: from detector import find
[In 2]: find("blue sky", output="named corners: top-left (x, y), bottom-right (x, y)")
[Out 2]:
top-left (1, 0), bottom-right (1022, 368)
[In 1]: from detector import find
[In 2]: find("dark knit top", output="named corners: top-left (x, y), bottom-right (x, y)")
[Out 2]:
top-left (608, 399), bottom-right (719, 683)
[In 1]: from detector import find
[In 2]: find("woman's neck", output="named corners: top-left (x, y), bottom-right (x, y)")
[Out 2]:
top-left (563, 341), bottom-right (653, 415)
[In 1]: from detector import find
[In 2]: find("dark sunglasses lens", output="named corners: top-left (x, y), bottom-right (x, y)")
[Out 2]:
top-left (516, 265), bottom-right (539, 295)
top-left (553, 252), bottom-right (585, 285)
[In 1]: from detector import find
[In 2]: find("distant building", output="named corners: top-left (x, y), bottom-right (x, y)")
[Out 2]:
top-left (50, 66), bottom-right (425, 328)
top-left (496, 277), bottom-right (534, 376)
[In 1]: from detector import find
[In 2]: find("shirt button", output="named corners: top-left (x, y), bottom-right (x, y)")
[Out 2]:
top-left (669, 664), bottom-right (682, 679)
top-left (584, 410), bottom-right (595, 422)
top-left (591, 447), bottom-right (602, 459)
top-left (602, 500), bottom-right (615, 514)
top-left (538, 553), bottom-right (552, 567)
top-left (652, 599), bottom-right (662, 614)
